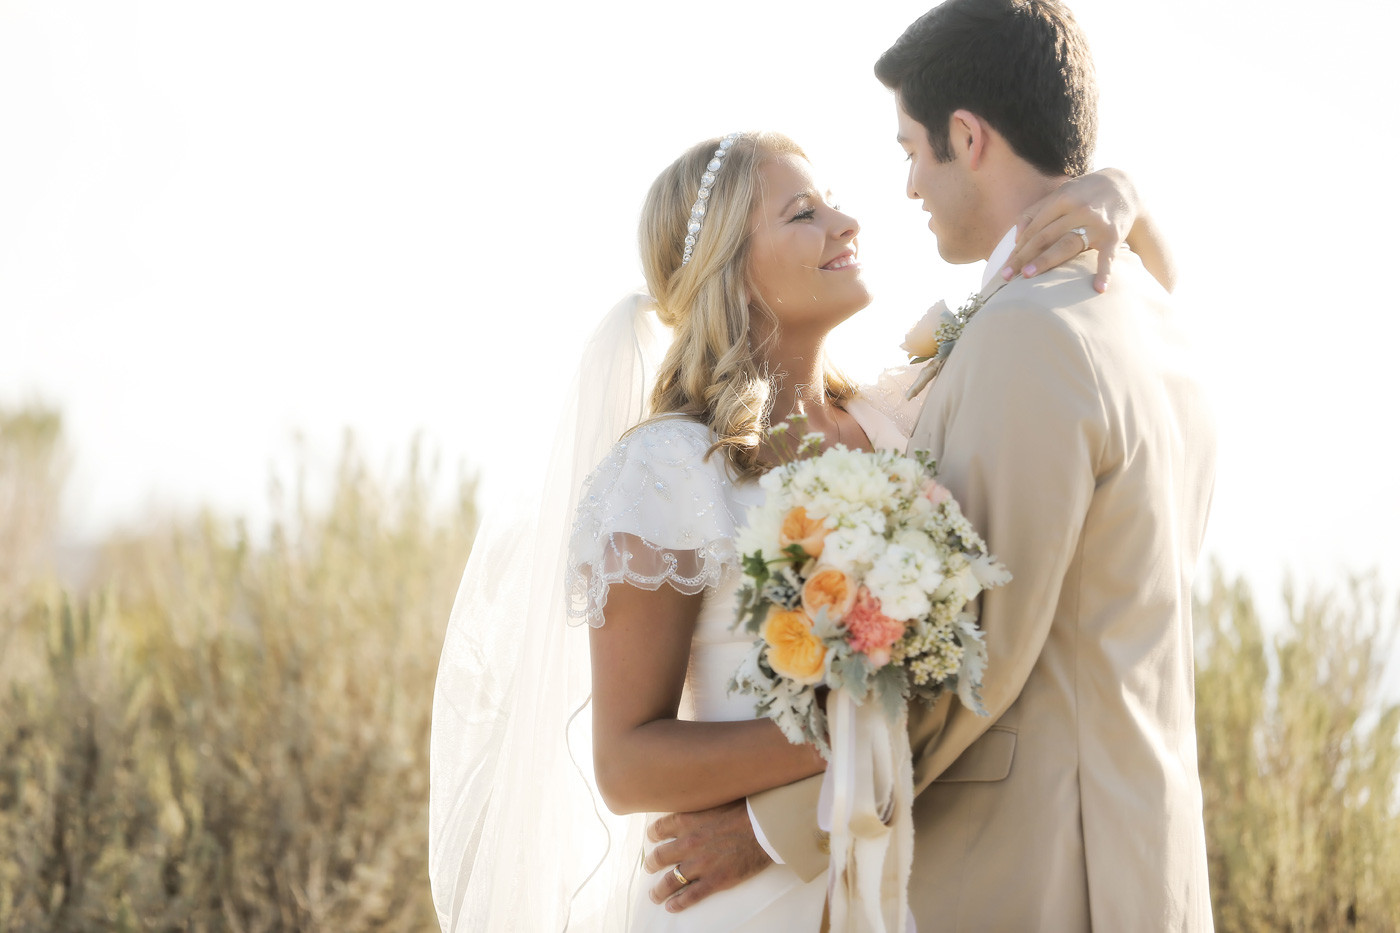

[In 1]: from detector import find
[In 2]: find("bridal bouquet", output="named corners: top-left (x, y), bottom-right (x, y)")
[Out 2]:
top-left (730, 433), bottom-right (1008, 752)
top-left (730, 426), bottom-right (1009, 932)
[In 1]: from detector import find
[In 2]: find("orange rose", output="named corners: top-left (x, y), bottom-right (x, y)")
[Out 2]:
top-left (761, 609), bottom-right (827, 685)
top-left (801, 566), bottom-right (857, 623)
top-left (778, 506), bottom-right (828, 561)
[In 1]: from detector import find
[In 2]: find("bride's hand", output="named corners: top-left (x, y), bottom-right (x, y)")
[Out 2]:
top-left (1002, 167), bottom-right (1156, 294)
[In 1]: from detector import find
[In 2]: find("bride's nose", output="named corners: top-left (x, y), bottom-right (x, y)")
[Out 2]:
top-left (832, 209), bottom-right (859, 242)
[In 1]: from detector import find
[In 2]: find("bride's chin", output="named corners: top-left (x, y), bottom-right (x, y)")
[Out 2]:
top-left (826, 301), bottom-right (871, 331)
top-left (846, 289), bottom-right (875, 318)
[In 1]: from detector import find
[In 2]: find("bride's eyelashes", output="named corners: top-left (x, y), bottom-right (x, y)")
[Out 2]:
top-left (789, 195), bottom-right (841, 224)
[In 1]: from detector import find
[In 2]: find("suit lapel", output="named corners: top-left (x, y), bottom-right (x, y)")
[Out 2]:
top-left (971, 273), bottom-right (1012, 317)
top-left (907, 274), bottom-right (1015, 456)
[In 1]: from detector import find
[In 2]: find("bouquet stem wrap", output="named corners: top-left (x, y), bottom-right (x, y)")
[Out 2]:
top-left (822, 688), bottom-right (915, 933)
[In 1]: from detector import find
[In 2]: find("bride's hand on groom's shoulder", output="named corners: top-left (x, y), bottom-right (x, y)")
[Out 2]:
top-left (643, 800), bottom-right (772, 913)
top-left (1003, 167), bottom-right (1174, 295)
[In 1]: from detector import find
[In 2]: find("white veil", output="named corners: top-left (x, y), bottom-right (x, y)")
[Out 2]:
top-left (429, 293), bottom-right (671, 932)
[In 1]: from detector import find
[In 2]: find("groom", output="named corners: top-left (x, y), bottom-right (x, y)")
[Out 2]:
top-left (649, 1), bottom-right (1216, 929)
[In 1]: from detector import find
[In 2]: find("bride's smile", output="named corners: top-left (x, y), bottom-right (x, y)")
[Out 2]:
top-left (819, 249), bottom-right (859, 272)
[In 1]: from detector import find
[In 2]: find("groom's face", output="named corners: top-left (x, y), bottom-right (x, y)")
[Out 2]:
top-left (895, 99), bottom-right (977, 263)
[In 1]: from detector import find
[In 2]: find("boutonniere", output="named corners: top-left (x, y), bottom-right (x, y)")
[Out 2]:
top-left (901, 291), bottom-right (988, 400)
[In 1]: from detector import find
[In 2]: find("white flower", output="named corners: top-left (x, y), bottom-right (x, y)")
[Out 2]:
top-left (758, 468), bottom-right (788, 495)
top-left (736, 497), bottom-right (784, 557)
top-left (791, 448), bottom-right (899, 519)
top-left (891, 527), bottom-right (937, 557)
top-left (947, 563), bottom-right (982, 605)
top-left (864, 544), bottom-right (943, 621)
top-left (884, 457), bottom-right (923, 497)
top-left (823, 523), bottom-right (885, 575)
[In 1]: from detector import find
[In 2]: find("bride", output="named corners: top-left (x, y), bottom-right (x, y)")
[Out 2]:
top-left (428, 130), bottom-right (1174, 932)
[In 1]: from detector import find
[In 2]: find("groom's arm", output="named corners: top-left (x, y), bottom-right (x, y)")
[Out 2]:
top-left (908, 293), bottom-right (1105, 791)
top-left (747, 774), bottom-right (828, 881)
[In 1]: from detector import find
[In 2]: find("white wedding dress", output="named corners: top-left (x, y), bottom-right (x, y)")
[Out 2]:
top-left (568, 396), bottom-right (910, 932)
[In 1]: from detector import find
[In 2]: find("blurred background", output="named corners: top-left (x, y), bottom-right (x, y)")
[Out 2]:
top-left (2, 0), bottom-right (1397, 929)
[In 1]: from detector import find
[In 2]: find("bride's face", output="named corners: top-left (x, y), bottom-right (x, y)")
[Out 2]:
top-left (745, 153), bottom-right (870, 334)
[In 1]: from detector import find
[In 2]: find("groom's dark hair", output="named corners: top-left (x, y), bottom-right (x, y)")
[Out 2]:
top-left (875, 0), bottom-right (1097, 177)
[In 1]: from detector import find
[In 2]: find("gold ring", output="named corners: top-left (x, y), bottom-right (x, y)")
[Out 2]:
top-left (1071, 226), bottom-right (1090, 251)
top-left (671, 865), bottom-right (691, 886)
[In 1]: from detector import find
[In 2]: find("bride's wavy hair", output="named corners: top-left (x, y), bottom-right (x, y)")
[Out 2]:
top-left (639, 131), bottom-right (856, 478)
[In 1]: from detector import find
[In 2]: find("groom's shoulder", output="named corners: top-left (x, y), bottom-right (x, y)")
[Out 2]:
top-left (981, 251), bottom-right (1171, 342)
top-left (951, 253), bottom-right (1180, 396)
top-left (962, 267), bottom-right (1099, 363)
top-left (991, 255), bottom-right (1102, 316)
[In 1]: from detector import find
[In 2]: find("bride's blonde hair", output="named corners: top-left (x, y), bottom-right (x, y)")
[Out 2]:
top-left (639, 131), bottom-right (856, 478)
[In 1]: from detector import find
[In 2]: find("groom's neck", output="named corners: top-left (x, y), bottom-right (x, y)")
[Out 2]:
top-left (974, 166), bottom-right (1072, 260)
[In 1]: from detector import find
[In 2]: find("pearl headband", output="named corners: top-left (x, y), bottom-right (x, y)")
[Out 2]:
top-left (681, 133), bottom-right (743, 266)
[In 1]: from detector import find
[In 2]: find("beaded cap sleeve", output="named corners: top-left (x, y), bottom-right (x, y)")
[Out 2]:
top-left (567, 417), bottom-right (742, 628)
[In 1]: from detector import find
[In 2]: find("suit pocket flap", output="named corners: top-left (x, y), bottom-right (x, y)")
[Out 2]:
top-left (934, 727), bottom-right (1016, 783)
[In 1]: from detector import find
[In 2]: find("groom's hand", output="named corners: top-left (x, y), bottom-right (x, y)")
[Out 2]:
top-left (643, 799), bottom-right (772, 912)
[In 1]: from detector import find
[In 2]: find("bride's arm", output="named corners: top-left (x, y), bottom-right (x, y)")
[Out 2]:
top-left (589, 575), bottom-right (825, 816)
top-left (1003, 167), bottom-right (1177, 294)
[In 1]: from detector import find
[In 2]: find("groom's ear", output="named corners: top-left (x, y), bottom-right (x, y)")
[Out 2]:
top-left (951, 109), bottom-right (989, 171)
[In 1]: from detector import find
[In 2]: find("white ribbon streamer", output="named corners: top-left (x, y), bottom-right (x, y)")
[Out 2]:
top-left (819, 689), bottom-right (916, 932)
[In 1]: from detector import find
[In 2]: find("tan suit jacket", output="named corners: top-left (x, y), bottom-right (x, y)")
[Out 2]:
top-left (751, 251), bottom-right (1216, 931)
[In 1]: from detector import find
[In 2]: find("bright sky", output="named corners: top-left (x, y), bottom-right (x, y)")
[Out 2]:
top-left (3, 0), bottom-right (1398, 628)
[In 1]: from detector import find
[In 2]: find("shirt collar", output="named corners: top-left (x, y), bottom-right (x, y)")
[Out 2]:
top-left (982, 226), bottom-right (1018, 289)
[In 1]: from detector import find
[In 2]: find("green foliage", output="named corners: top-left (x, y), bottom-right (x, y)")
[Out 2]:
top-left (828, 646), bottom-right (872, 700)
top-left (0, 415), bottom-right (476, 932)
top-left (1196, 564), bottom-right (1400, 932)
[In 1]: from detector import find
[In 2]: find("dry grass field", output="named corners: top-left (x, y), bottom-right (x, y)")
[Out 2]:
top-left (1, 407), bottom-right (1396, 932)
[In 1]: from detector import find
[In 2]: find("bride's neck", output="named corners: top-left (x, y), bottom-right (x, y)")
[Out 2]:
top-left (760, 328), bottom-right (837, 423)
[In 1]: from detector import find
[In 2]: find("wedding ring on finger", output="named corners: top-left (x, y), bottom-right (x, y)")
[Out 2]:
top-left (671, 865), bottom-right (691, 887)
top-left (1071, 226), bottom-right (1090, 251)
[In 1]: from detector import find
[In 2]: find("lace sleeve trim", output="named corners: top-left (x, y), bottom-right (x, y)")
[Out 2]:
top-left (566, 418), bottom-right (741, 627)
